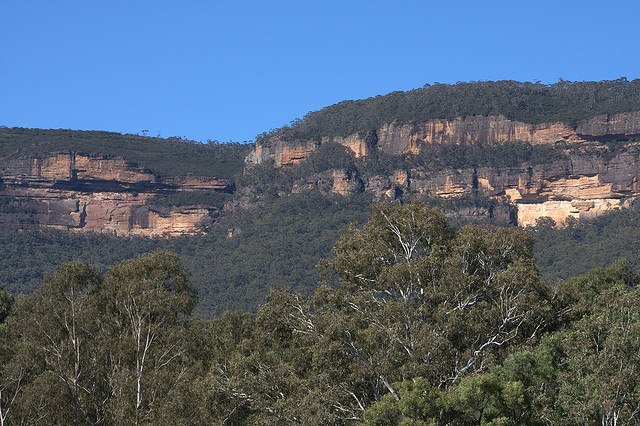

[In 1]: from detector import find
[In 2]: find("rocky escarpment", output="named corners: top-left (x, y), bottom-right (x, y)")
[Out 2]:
top-left (0, 153), bottom-right (233, 237)
top-left (246, 112), bottom-right (640, 227)
top-left (281, 146), bottom-right (640, 227)
top-left (248, 111), bottom-right (640, 167)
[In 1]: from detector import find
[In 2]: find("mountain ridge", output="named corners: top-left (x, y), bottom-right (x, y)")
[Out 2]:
top-left (2, 79), bottom-right (640, 236)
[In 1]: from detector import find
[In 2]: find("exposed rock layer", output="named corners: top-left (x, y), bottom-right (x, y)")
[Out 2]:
top-left (249, 111), bottom-right (640, 166)
top-left (284, 147), bottom-right (639, 227)
top-left (0, 153), bottom-right (232, 237)
top-left (247, 112), bottom-right (640, 227)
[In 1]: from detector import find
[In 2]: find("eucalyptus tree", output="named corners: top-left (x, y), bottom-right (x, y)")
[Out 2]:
top-left (202, 203), bottom-right (552, 424)
top-left (0, 286), bottom-right (16, 426)
top-left (5, 264), bottom-right (103, 424)
top-left (325, 203), bottom-right (551, 393)
top-left (100, 251), bottom-right (197, 425)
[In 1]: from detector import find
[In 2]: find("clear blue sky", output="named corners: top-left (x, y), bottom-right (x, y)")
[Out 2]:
top-left (1, 1), bottom-right (639, 142)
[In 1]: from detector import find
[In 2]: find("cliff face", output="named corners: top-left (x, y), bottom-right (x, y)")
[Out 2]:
top-left (575, 112), bottom-right (640, 136)
top-left (283, 148), bottom-right (639, 227)
top-left (249, 111), bottom-right (640, 165)
top-left (0, 153), bottom-right (233, 237)
top-left (2, 153), bottom-right (156, 182)
top-left (247, 112), bottom-right (640, 227)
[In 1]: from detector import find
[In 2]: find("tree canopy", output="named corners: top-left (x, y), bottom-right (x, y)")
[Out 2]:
top-left (2, 204), bottom-right (639, 424)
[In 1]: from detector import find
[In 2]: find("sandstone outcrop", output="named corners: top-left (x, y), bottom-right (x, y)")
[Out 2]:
top-left (393, 149), bottom-right (639, 226)
top-left (291, 169), bottom-right (362, 196)
top-left (262, 145), bottom-right (640, 228)
top-left (247, 112), bottom-right (640, 227)
top-left (0, 153), bottom-right (233, 237)
top-left (1, 152), bottom-right (156, 182)
top-left (576, 112), bottom-right (640, 137)
top-left (247, 138), bottom-right (318, 167)
top-left (248, 111), bottom-right (640, 166)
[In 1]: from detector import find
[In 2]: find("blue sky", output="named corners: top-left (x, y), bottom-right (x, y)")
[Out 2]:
top-left (1, 1), bottom-right (639, 142)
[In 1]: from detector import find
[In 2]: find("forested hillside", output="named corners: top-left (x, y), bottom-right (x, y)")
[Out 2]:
top-left (0, 192), bottom-right (373, 316)
top-left (534, 199), bottom-right (640, 281)
top-left (2, 204), bottom-right (639, 424)
top-left (2, 193), bottom-right (639, 316)
top-left (2, 75), bottom-right (640, 422)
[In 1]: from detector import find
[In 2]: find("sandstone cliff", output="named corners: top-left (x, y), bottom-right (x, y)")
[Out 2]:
top-left (248, 111), bottom-right (640, 166)
top-left (246, 112), bottom-right (640, 227)
top-left (0, 152), bottom-right (233, 237)
top-left (281, 147), bottom-right (639, 227)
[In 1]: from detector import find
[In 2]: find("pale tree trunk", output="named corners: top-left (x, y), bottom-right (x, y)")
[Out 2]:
top-left (64, 288), bottom-right (83, 424)
top-left (124, 301), bottom-right (159, 425)
top-left (0, 368), bottom-right (26, 426)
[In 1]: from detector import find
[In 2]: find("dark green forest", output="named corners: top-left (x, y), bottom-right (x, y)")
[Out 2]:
top-left (1, 192), bottom-right (639, 317)
top-left (2, 204), bottom-right (639, 424)
top-left (0, 192), bottom-right (373, 316)
top-left (261, 79), bottom-right (640, 142)
top-left (533, 200), bottom-right (640, 281)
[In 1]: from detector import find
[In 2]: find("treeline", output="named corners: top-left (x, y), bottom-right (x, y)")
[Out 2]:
top-left (147, 190), bottom-right (232, 211)
top-left (2, 204), bottom-right (639, 424)
top-left (260, 79), bottom-right (640, 142)
top-left (0, 127), bottom-right (251, 178)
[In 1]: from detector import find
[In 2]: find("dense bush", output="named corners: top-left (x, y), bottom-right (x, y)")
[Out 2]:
top-left (0, 192), bottom-right (372, 317)
top-left (532, 199), bottom-right (640, 282)
top-left (147, 190), bottom-right (232, 210)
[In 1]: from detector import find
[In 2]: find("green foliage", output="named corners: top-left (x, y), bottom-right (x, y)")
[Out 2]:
top-left (2, 204), bottom-right (640, 423)
top-left (193, 204), bottom-right (551, 423)
top-left (290, 142), bottom-right (357, 177)
top-left (260, 79), bottom-right (640, 142)
top-left (99, 252), bottom-right (197, 423)
top-left (147, 190), bottom-right (232, 209)
top-left (170, 191), bottom-right (372, 315)
top-left (360, 262), bottom-right (640, 425)
top-left (1, 252), bottom-right (206, 425)
top-left (3, 193), bottom-right (638, 319)
top-left (363, 378), bottom-right (440, 426)
top-left (0, 127), bottom-right (251, 178)
top-left (8, 263), bottom-right (103, 423)
top-left (351, 142), bottom-right (568, 181)
top-left (0, 285), bottom-right (12, 323)
top-left (0, 227), bottom-right (161, 296)
top-left (406, 142), bottom-right (566, 171)
top-left (532, 200), bottom-right (640, 281)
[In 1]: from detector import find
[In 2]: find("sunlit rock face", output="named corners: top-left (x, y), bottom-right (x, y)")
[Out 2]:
top-left (400, 151), bottom-right (639, 227)
top-left (248, 112), bottom-right (640, 165)
top-left (0, 153), bottom-right (233, 237)
top-left (2, 152), bottom-right (156, 182)
top-left (247, 111), bottom-right (640, 227)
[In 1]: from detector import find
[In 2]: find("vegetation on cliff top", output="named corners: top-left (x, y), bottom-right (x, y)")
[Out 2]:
top-left (260, 78), bottom-right (640, 142)
top-left (0, 127), bottom-right (251, 178)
